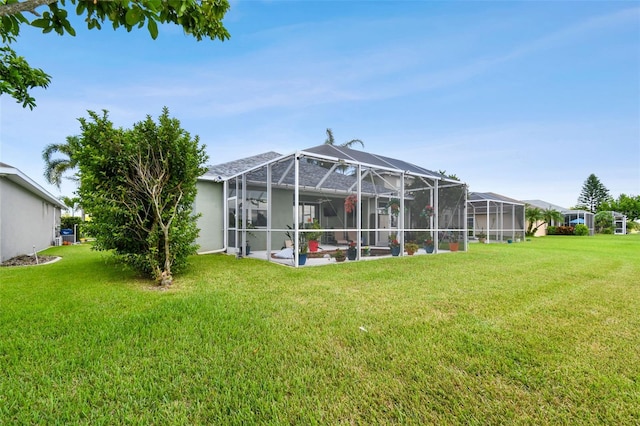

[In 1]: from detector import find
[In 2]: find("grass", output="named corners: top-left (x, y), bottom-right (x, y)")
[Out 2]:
top-left (1, 235), bottom-right (639, 424)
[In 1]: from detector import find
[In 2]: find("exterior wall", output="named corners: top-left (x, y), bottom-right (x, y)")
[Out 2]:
top-left (532, 220), bottom-right (547, 237)
top-left (0, 178), bottom-right (60, 262)
top-left (240, 188), bottom-right (293, 252)
top-left (194, 180), bottom-right (224, 253)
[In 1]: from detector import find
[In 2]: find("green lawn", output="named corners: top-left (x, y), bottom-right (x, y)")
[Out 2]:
top-left (1, 235), bottom-right (639, 424)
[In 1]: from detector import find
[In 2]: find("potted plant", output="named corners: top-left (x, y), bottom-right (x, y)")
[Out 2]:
top-left (405, 242), bottom-right (419, 255)
top-left (386, 198), bottom-right (401, 217)
top-left (389, 233), bottom-right (401, 256)
top-left (333, 248), bottom-right (346, 262)
top-left (305, 219), bottom-right (322, 252)
top-left (419, 205), bottom-right (434, 218)
top-left (476, 229), bottom-right (487, 244)
top-left (298, 241), bottom-right (308, 266)
top-left (363, 246), bottom-right (371, 256)
top-left (424, 236), bottom-right (435, 253)
top-left (347, 241), bottom-right (357, 260)
top-left (344, 194), bottom-right (358, 214)
top-left (238, 219), bottom-right (256, 256)
top-left (448, 234), bottom-right (460, 252)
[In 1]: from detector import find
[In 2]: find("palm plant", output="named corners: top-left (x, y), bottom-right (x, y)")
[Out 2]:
top-left (324, 128), bottom-right (364, 174)
top-left (42, 135), bottom-right (79, 188)
top-left (526, 205), bottom-right (564, 236)
top-left (525, 206), bottom-right (543, 236)
top-left (324, 128), bottom-right (364, 149)
top-left (543, 208), bottom-right (565, 228)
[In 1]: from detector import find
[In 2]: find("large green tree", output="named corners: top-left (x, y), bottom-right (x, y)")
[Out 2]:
top-left (0, 0), bottom-right (230, 109)
top-left (72, 107), bottom-right (208, 285)
top-left (577, 174), bottom-right (611, 213)
top-left (599, 193), bottom-right (640, 222)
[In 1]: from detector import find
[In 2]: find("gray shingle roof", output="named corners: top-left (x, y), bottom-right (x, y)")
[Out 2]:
top-left (200, 145), bottom-right (460, 195)
top-left (522, 199), bottom-right (567, 211)
top-left (202, 151), bottom-right (282, 181)
top-left (469, 192), bottom-right (524, 205)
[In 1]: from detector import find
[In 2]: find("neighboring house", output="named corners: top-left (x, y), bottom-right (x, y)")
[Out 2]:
top-left (0, 163), bottom-right (66, 263)
top-left (596, 210), bottom-right (628, 234)
top-left (194, 145), bottom-right (468, 265)
top-left (611, 211), bottom-right (628, 234)
top-left (523, 199), bottom-right (595, 236)
top-left (467, 192), bottom-right (526, 242)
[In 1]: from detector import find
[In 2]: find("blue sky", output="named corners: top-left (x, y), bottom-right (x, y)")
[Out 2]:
top-left (1, 1), bottom-right (638, 209)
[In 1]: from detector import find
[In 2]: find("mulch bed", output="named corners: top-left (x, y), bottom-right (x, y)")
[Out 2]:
top-left (1, 255), bottom-right (60, 267)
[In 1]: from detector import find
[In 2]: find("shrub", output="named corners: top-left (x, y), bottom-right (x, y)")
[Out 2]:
top-left (60, 216), bottom-right (85, 239)
top-left (61, 216), bottom-right (83, 230)
top-left (574, 224), bottom-right (589, 236)
top-left (556, 226), bottom-right (575, 235)
top-left (547, 226), bottom-right (557, 235)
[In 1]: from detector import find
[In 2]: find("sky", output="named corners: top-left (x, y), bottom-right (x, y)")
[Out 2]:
top-left (1, 1), bottom-right (639, 209)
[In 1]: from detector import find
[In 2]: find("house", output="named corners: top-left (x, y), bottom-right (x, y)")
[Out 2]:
top-left (0, 163), bottom-right (66, 263)
top-left (194, 145), bottom-right (468, 266)
top-left (610, 211), bottom-right (628, 234)
top-left (523, 199), bottom-right (595, 236)
top-left (467, 192), bottom-right (526, 242)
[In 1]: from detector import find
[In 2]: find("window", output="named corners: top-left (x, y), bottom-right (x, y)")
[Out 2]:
top-left (297, 203), bottom-right (318, 224)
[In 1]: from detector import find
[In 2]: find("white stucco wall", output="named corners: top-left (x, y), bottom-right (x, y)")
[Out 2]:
top-left (0, 178), bottom-right (61, 262)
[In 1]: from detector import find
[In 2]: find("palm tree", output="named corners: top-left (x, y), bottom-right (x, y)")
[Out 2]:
top-left (42, 135), bottom-right (78, 188)
top-left (324, 128), bottom-right (364, 149)
top-left (525, 206), bottom-right (544, 236)
top-left (543, 208), bottom-right (565, 227)
top-left (60, 195), bottom-right (82, 217)
top-left (526, 205), bottom-right (564, 236)
top-left (323, 128), bottom-right (364, 174)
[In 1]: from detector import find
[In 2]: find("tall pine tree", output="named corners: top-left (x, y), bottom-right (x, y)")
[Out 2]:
top-left (577, 174), bottom-right (611, 213)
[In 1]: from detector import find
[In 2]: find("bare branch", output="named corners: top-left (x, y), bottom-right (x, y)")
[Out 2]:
top-left (0, 0), bottom-right (56, 17)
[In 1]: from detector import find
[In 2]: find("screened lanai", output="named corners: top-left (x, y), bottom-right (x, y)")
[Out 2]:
top-left (467, 192), bottom-right (526, 242)
top-left (207, 145), bottom-right (467, 267)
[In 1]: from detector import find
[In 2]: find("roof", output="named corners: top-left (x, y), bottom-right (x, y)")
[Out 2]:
top-left (244, 157), bottom-right (386, 195)
top-left (522, 199), bottom-right (568, 211)
top-left (201, 151), bottom-right (282, 181)
top-left (523, 199), bottom-right (596, 216)
top-left (0, 163), bottom-right (66, 208)
top-left (200, 145), bottom-right (462, 192)
top-left (301, 145), bottom-right (453, 181)
top-left (469, 192), bottom-right (524, 205)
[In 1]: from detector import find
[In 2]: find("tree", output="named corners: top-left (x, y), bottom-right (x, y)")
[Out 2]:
top-left (577, 174), bottom-right (611, 213)
top-left (599, 193), bottom-right (640, 222)
top-left (0, 45), bottom-right (50, 109)
top-left (42, 135), bottom-right (79, 188)
top-left (73, 107), bottom-right (208, 285)
top-left (525, 205), bottom-right (543, 236)
top-left (542, 208), bottom-right (565, 229)
top-left (1, 0), bottom-right (230, 109)
top-left (525, 205), bottom-right (564, 236)
top-left (594, 211), bottom-right (614, 234)
top-left (60, 195), bottom-right (80, 217)
top-left (319, 128), bottom-right (365, 174)
top-left (324, 128), bottom-right (364, 149)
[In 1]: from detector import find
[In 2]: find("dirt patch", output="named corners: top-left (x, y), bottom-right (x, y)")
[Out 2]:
top-left (1, 254), bottom-right (61, 267)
